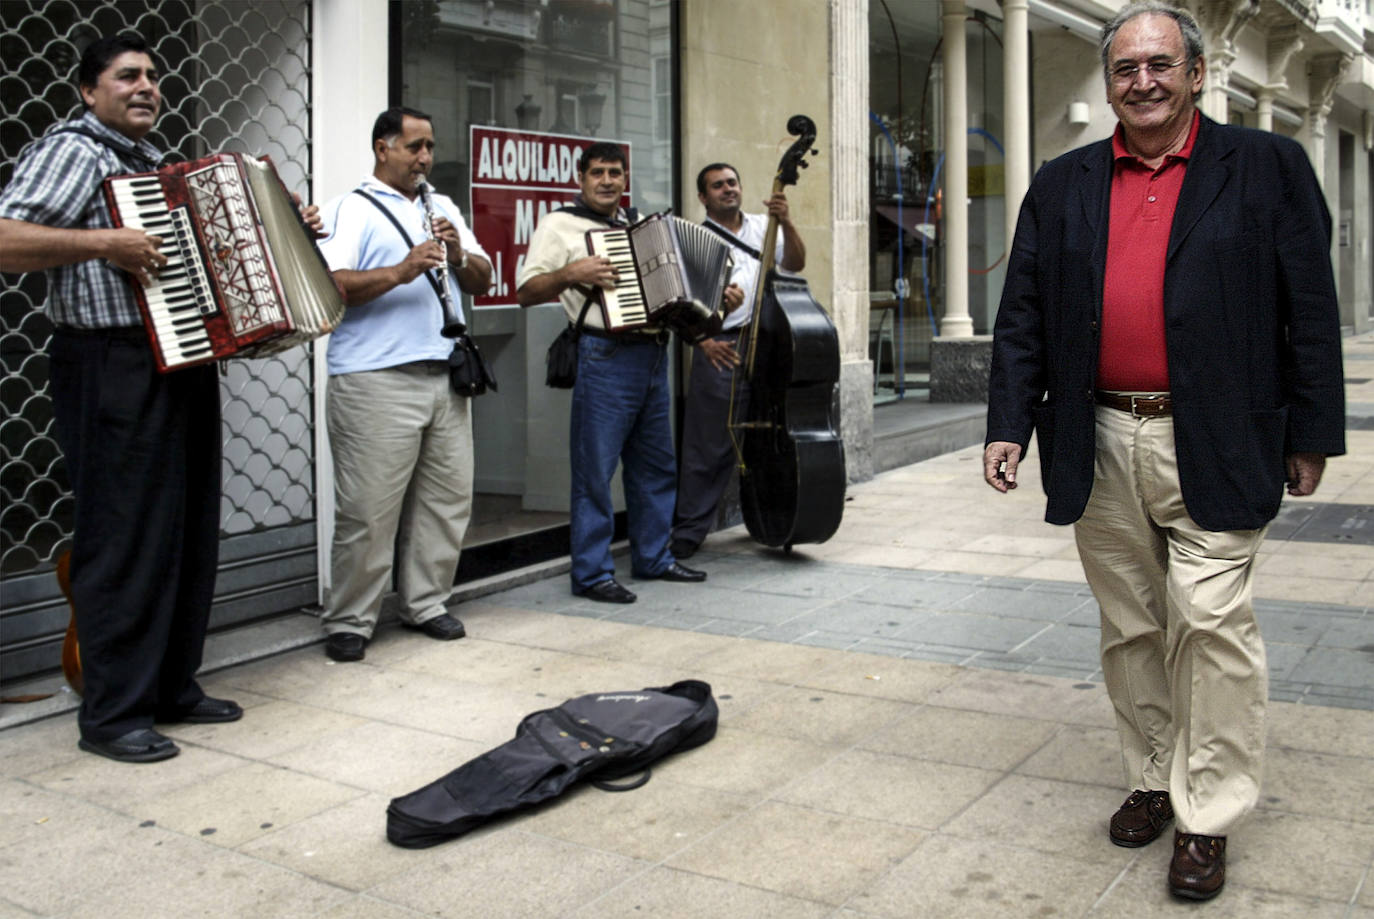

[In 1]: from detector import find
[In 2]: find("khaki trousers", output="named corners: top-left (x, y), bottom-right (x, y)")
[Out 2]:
top-left (325, 363), bottom-right (473, 637)
top-left (1074, 403), bottom-right (1268, 836)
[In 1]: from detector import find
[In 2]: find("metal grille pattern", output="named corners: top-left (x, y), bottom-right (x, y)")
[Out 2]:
top-left (1, 0), bottom-right (316, 579)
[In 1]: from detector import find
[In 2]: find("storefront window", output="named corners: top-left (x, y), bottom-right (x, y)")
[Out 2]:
top-left (396, 0), bottom-right (676, 576)
top-left (869, 4), bottom-right (1004, 403)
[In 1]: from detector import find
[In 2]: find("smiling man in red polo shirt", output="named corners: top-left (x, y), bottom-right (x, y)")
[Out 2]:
top-left (983, 1), bottom-right (1345, 901)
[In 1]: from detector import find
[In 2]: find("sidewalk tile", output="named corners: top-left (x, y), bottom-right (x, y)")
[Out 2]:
top-left (851, 835), bottom-right (1123, 919)
top-left (727, 685), bottom-right (914, 746)
top-left (1090, 854), bottom-right (1350, 917)
top-left (1015, 723), bottom-right (1123, 787)
top-left (0, 817), bottom-right (349, 918)
top-left (267, 721), bottom-right (488, 795)
top-left (569, 866), bottom-right (832, 919)
top-left (1260, 746), bottom-right (1374, 823)
top-left (519, 776), bottom-right (751, 861)
top-left (236, 792), bottom-right (426, 891)
top-left (131, 760), bottom-right (364, 848)
top-left (368, 830), bottom-right (647, 918)
top-left (647, 726), bottom-right (841, 797)
top-left (861, 705), bottom-right (1058, 772)
top-left (665, 800), bottom-right (925, 906)
top-left (1230, 810), bottom-right (1374, 902)
top-left (798, 655), bottom-right (964, 703)
top-left (775, 748), bottom-right (1001, 829)
top-left (1267, 700), bottom-right (1374, 758)
top-left (941, 775), bottom-right (1131, 861)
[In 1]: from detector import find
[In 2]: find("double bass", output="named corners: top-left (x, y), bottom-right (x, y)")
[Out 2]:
top-left (729, 115), bottom-right (845, 549)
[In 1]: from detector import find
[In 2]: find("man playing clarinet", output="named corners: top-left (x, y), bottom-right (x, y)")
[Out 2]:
top-left (314, 107), bottom-right (492, 663)
top-left (0, 33), bottom-right (244, 762)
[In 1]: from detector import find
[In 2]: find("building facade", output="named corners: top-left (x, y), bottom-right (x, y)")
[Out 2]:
top-left (2, 0), bottom-right (1370, 683)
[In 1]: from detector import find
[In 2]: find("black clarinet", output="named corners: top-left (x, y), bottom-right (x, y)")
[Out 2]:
top-left (417, 180), bottom-right (465, 338)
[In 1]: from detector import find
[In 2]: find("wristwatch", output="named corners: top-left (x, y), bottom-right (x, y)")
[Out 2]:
top-left (455, 250), bottom-right (469, 271)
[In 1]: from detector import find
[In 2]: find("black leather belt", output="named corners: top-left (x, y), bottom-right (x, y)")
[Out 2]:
top-left (580, 325), bottom-right (668, 346)
top-left (1095, 391), bottom-right (1172, 417)
top-left (54, 325), bottom-right (146, 342)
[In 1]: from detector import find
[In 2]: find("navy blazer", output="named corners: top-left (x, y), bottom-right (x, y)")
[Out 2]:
top-left (987, 116), bottom-right (1345, 531)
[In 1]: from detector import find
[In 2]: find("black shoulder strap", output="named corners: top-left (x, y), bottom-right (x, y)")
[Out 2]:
top-left (702, 220), bottom-right (763, 262)
top-left (47, 124), bottom-right (162, 170)
top-left (351, 188), bottom-right (447, 306)
top-left (567, 290), bottom-right (595, 331)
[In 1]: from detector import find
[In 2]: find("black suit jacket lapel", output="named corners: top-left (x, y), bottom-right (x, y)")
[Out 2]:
top-left (1079, 142), bottom-right (1113, 322)
top-left (1168, 116), bottom-right (1233, 263)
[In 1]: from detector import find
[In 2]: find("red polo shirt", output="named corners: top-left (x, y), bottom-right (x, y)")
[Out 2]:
top-left (1097, 111), bottom-right (1200, 392)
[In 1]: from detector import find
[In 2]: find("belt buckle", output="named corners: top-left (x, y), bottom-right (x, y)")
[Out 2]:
top-left (1129, 394), bottom-right (1159, 416)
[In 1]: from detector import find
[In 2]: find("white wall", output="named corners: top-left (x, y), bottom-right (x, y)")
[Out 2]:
top-left (1032, 30), bottom-right (1112, 169)
top-left (311, 0), bottom-right (390, 599)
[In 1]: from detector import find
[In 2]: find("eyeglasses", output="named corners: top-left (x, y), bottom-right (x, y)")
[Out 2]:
top-left (1109, 59), bottom-right (1190, 84)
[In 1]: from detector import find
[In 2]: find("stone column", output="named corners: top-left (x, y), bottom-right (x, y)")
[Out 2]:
top-left (1353, 114), bottom-right (1373, 333)
top-left (1304, 53), bottom-right (1353, 190)
top-left (1001, 0), bottom-right (1031, 248)
top-left (832, 0), bottom-right (874, 481)
top-left (1255, 88), bottom-right (1274, 133)
top-left (939, 0), bottom-right (972, 338)
top-left (1257, 25), bottom-right (1303, 134)
top-left (1192, 0), bottom-right (1260, 122)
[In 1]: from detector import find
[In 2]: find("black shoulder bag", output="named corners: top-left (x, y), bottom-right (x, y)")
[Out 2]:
top-left (352, 189), bottom-right (496, 397)
top-left (545, 294), bottom-right (593, 388)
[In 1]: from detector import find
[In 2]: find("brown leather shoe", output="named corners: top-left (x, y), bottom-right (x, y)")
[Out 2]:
top-left (1169, 831), bottom-right (1226, 900)
top-left (1109, 789), bottom-right (1173, 847)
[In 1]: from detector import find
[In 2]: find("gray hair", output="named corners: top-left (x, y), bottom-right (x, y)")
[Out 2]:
top-left (1100, 1), bottom-right (1205, 94)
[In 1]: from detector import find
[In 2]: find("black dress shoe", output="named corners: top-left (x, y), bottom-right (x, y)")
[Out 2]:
top-left (1169, 831), bottom-right (1226, 900)
top-left (580, 578), bottom-right (637, 603)
top-left (669, 538), bottom-right (698, 560)
top-left (159, 696), bottom-right (243, 724)
top-left (1110, 789), bottom-right (1173, 847)
top-left (406, 613), bottom-right (466, 640)
top-left (655, 561), bottom-right (706, 583)
top-left (325, 632), bottom-right (367, 662)
top-left (78, 728), bottom-right (180, 764)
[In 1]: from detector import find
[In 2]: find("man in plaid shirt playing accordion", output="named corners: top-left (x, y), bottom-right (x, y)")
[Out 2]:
top-left (0, 32), bottom-right (281, 763)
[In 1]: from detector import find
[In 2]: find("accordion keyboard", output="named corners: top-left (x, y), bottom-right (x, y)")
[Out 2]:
top-left (587, 228), bottom-right (648, 328)
top-left (107, 176), bottom-right (218, 367)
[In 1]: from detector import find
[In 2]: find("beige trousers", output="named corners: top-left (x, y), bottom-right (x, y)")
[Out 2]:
top-left (1074, 403), bottom-right (1268, 836)
top-left (324, 363), bottom-right (473, 637)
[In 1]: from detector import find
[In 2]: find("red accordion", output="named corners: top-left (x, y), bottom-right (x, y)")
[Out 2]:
top-left (103, 153), bottom-right (344, 372)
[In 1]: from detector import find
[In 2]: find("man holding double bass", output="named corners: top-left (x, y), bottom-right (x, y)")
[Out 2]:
top-left (670, 162), bottom-right (806, 560)
top-left (0, 33), bottom-right (244, 763)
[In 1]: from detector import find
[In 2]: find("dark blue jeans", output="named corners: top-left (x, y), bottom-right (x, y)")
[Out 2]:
top-left (569, 334), bottom-right (676, 591)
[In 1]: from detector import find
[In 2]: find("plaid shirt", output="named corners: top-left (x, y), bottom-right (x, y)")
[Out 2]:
top-left (0, 111), bottom-right (163, 328)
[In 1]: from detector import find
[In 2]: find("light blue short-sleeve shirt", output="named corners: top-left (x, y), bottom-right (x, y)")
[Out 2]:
top-left (317, 176), bottom-right (489, 376)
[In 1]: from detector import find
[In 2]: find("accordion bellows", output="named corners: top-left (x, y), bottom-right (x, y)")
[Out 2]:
top-left (585, 212), bottom-right (733, 342)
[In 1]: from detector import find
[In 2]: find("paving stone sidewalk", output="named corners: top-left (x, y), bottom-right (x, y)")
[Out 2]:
top-left (0, 332), bottom-right (1369, 918)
